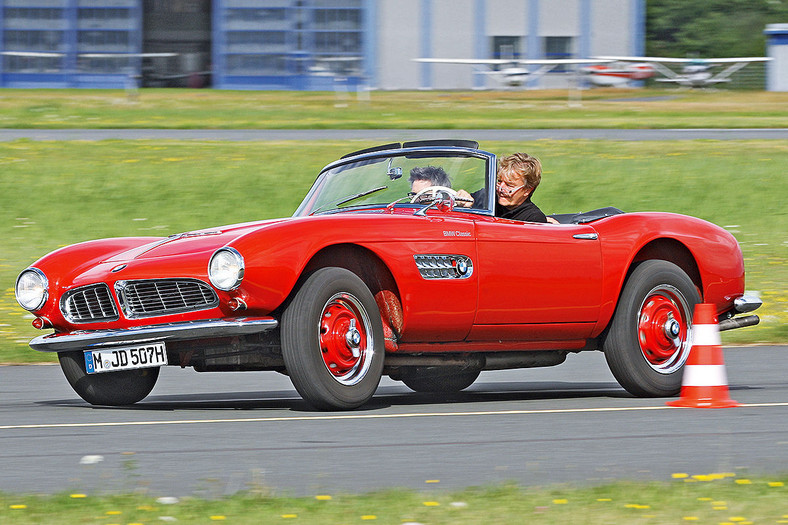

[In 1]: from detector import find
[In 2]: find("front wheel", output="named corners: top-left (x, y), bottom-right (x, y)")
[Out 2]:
top-left (281, 267), bottom-right (385, 410)
top-left (58, 351), bottom-right (159, 405)
top-left (603, 260), bottom-right (701, 397)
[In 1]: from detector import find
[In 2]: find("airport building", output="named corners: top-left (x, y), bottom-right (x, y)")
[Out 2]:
top-left (0, 0), bottom-right (644, 90)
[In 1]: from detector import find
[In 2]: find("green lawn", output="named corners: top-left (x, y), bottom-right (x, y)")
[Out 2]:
top-left (1, 139), bottom-right (784, 363)
top-left (0, 88), bottom-right (787, 129)
top-left (2, 475), bottom-right (787, 524)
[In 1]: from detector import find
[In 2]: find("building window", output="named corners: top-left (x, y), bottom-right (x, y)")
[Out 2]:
top-left (491, 36), bottom-right (521, 60)
top-left (544, 36), bottom-right (573, 59)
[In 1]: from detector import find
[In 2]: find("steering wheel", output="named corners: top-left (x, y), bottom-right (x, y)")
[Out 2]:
top-left (410, 185), bottom-right (459, 204)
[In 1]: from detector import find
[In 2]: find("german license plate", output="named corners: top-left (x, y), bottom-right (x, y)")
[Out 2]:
top-left (84, 342), bottom-right (167, 374)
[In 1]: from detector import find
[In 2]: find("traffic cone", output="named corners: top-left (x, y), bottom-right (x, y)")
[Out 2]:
top-left (667, 303), bottom-right (740, 408)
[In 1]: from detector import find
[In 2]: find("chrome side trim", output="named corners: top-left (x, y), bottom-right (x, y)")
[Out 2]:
top-left (29, 317), bottom-right (279, 352)
top-left (734, 295), bottom-right (762, 314)
top-left (573, 233), bottom-right (599, 240)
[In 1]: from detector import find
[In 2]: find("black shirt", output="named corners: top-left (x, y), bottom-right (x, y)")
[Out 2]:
top-left (496, 196), bottom-right (547, 223)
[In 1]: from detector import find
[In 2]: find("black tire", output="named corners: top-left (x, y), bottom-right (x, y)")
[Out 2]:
top-left (58, 350), bottom-right (159, 406)
top-left (281, 267), bottom-right (385, 410)
top-left (603, 260), bottom-right (701, 397)
top-left (400, 367), bottom-right (481, 393)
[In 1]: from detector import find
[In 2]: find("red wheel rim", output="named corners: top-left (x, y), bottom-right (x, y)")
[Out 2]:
top-left (637, 285), bottom-right (692, 373)
top-left (318, 292), bottom-right (373, 385)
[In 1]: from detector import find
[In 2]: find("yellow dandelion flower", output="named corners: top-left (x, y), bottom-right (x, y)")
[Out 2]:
top-left (735, 479), bottom-right (752, 485)
top-left (70, 493), bottom-right (86, 498)
top-left (315, 495), bottom-right (332, 500)
top-left (683, 517), bottom-right (699, 521)
top-left (9, 504), bottom-right (27, 510)
top-left (697, 497), bottom-right (712, 501)
top-left (281, 514), bottom-right (297, 519)
top-left (425, 479), bottom-right (440, 483)
top-left (596, 498), bottom-right (612, 502)
top-left (210, 516), bottom-right (227, 521)
top-left (423, 501), bottom-right (440, 506)
top-left (552, 499), bottom-right (568, 505)
top-left (361, 515), bottom-right (377, 520)
top-left (672, 473), bottom-right (689, 479)
top-left (768, 481), bottom-right (784, 487)
top-left (106, 510), bottom-right (122, 515)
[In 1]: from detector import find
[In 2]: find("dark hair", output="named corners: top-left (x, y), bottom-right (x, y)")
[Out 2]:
top-left (409, 165), bottom-right (450, 187)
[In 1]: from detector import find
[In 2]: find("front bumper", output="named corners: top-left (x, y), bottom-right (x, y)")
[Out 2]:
top-left (30, 317), bottom-right (279, 352)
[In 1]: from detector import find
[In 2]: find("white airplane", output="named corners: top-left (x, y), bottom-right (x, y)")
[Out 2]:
top-left (580, 62), bottom-right (655, 86)
top-left (413, 57), bottom-right (613, 87)
top-left (593, 56), bottom-right (772, 88)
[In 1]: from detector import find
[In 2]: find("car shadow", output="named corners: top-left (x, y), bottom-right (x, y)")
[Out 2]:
top-left (38, 380), bottom-right (634, 413)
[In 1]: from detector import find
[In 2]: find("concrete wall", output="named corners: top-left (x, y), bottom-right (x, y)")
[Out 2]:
top-left (375, 0), bottom-right (639, 90)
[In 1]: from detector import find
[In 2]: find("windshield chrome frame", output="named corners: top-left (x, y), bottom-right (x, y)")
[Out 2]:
top-left (293, 145), bottom-right (497, 217)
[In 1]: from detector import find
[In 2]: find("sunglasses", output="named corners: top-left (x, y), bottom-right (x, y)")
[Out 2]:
top-left (496, 180), bottom-right (525, 197)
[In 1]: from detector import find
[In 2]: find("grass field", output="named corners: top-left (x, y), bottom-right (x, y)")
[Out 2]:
top-left (1, 139), bottom-right (785, 363)
top-left (2, 474), bottom-right (787, 524)
top-left (1, 89), bottom-right (786, 516)
top-left (0, 88), bottom-right (787, 129)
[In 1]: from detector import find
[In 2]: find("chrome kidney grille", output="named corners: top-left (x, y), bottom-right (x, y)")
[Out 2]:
top-left (115, 279), bottom-right (219, 319)
top-left (61, 284), bottom-right (119, 323)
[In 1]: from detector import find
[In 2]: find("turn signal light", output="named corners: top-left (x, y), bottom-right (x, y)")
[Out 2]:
top-left (32, 317), bottom-right (52, 329)
top-left (228, 298), bottom-right (247, 311)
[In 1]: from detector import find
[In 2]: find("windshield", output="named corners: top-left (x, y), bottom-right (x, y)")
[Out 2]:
top-left (294, 150), bottom-right (491, 216)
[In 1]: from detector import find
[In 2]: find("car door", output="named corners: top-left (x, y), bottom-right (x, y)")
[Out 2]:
top-left (472, 218), bottom-right (603, 341)
top-left (367, 212), bottom-right (478, 343)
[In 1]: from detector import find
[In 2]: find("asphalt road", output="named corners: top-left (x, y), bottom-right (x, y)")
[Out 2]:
top-left (2, 128), bottom-right (788, 142)
top-left (1, 346), bottom-right (786, 497)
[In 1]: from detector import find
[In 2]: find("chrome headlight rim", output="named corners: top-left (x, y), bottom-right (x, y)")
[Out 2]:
top-left (15, 267), bottom-right (49, 311)
top-left (208, 247), bottom-right (245, 291)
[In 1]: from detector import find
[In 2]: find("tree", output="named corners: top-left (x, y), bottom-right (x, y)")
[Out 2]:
top-left (647, 0), bottom-right (788, 57)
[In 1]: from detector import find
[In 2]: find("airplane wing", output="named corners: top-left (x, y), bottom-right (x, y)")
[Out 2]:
top-left (414, 58), bottom-right (517, 65)
top-left (2, 51), bottom-right (177, 58)
top-left (697, 57), bottom-right (772, 64)
top-left (594, 55), bottom-right (771, 65)
top-left (593, 55), bottom-right (693, 64)
top-left (414, 58), bottom-right (612, 65)
top-left (79, 53), bottom-right (177, 58)
top-left (1, 51), bottom-right (63, 57)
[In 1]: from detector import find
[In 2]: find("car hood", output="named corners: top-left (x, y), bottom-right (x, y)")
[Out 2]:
top-left (106, 218), bottom-right (293, 262)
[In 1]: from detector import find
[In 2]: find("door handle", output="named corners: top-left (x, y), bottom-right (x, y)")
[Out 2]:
top-left (573, 233), bottom-right (598, 240)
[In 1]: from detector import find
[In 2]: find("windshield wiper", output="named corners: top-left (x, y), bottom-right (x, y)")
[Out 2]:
top-left (311, 185), bottom-right (388, 215)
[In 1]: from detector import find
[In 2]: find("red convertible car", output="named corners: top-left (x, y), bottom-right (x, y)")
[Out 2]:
top-left (15, 140), bottom-right (761, 410)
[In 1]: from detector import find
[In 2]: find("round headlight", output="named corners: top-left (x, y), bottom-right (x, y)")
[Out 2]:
top-left (15, 268), bottom-right (49, 311)
top-left (208, 248), bottom-right (244, 291)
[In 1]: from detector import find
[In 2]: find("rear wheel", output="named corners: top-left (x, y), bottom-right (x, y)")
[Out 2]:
top-left (603, 260), bottom-right (700, 397)
top-left (58, 351), bottom-right (159, 405)
top-left (400, 367), bottom-right (481, 393)
top-left (281, 267), bottom-right (385, 410)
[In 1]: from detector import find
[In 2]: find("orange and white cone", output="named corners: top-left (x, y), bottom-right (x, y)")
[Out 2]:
top-left (667, 303), bottom-right (740, 409)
